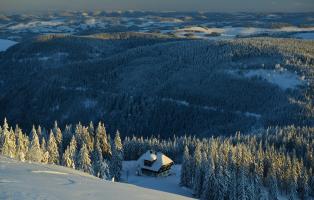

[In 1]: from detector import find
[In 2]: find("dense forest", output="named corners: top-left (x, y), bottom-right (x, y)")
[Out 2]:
top-left (0, 34), bottom-right (313, 137)
top-left (0, 119), bottom-right (313, 199)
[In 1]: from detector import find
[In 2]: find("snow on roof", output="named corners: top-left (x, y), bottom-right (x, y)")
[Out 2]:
top-left (137, 150), bottom-right (174, 172)
top-left (139, 150), bottom-right (157, 162)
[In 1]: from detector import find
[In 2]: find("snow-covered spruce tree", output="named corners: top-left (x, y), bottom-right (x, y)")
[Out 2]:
top-left (2, 127), bottom-right (16, 158)
top-left (75, 122), bottom-right (93, 152)
top-left (99, 159), bottom-right (111, 180)
top-left (78, 143), bottom-right (92, 174)
top-left (68, 136), bottom-right (77, 168)
top-left (62, 147), bottom-right (74, 168)
top-left (96, 122), bottom-right (111, 159)
top-left (268, 173), bottom-right (279, 200)
top-left (297, 168), bottom-right (309, 200)
top-left (110, 130), bottom-right (123, 182)
top-left (41, 137), bottom-right (47, 152)
top-left (15, 127), bottom-right (29, 161)
top-left (40, 134), bottom-right (49, 164)
top-left (193, 150), bottom-right (207, 198)
top-left (53, 121), bottom-right (63, 156)
top-left (237, 165), bottom-right (250, 200)
top-left (37, 125), bottom-right (42, 141)
top-left (27, 127), bottom-right (42, 162)
top-left (192, 143), bottom-right (202, 195)
top-left (201, 157), bottom-right (218, 200)
top-left (48, 130), bottom-right (59, 164)
top-left (92, 140), bottom-right (103, 178)
top-left (0, 118), bottom-right (10, 155)
top-left (226, 149), bottom-right (237, 200)
top-left (180, 145), bottom-right (191, 187)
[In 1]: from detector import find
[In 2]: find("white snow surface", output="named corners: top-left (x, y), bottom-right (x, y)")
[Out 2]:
top-left (173, 26), bottom-right (314, 40)
top-left (122, 161), bottom-right (194, 199)
top-left (228, 69), bottom-right (306, 90)
top-left (0, 156), bottom-right (194, 200)
top-left (0, 39), bottom-right (17, 51)
top-left (293, 32), bottom-right (314, 40)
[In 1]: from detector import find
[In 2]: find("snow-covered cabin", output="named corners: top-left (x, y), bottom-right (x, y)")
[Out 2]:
top-left (136, 150), bottom-right (174, 176)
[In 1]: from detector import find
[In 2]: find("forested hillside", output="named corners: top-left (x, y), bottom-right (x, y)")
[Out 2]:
top-left (0, 33), bottom-right (313, 137)
top-left (0, 119), bottom-right (313, 199)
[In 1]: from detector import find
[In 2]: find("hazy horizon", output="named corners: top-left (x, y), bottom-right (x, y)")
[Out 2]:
top-left (1, 0), bottom-right (314, 13)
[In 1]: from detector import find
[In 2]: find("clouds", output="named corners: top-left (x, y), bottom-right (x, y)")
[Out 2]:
top-left (1, 0), bottom-right (313, 13)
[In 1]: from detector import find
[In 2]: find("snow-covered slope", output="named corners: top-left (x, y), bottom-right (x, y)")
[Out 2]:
top-left (0, 156), bottom-right (194, 200)
top-left (122, 161), bottom-right (193, 198)
top-left (0, 39), bottom-right (17, 51)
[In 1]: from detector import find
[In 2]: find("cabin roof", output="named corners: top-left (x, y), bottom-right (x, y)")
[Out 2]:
top-left (137, 150), bottom-right (174, 172)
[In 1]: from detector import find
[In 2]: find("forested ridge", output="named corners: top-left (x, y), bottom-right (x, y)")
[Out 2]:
top-left (0, 34), bottom-right (313, 137)
top-left (0, 118), bottom-right (313, 199)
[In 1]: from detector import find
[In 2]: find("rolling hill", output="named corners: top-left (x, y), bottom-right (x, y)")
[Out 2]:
top-left (0, 33), bottom-right (313, 137)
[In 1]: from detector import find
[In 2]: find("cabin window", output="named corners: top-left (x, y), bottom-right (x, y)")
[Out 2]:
top-left (144, 159), bottom-right (155, 167)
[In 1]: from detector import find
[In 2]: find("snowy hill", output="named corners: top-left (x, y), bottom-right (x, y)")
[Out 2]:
top-left (122, 161), bottom-right (193, 198)
top-left (0, 156), bottom-right (194, 200)
top-left (0, 39), bottom-right (17, 51)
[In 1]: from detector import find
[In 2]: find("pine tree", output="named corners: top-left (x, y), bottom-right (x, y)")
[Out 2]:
top-left (110, 130), bottom-right (123, 182)
top-left (62, 147), bottom-right (74, 168)
top-left (297, 169), bottom-right (309, 200)
top-left (99, 159), bottom-right (111, 180)
top-left (16, 128), bottom-right (28, 161)
top-left (77, 143), bottom-right (92, 174)
top-left (47, 130), bottom-right (59, 164)
top-left (193, 149), bottom-right (206, 198)
top-left (180, 145), bottom-right (191, 187)
top-left (192, 143), bottom-right (202, 194)
top-left (237, 166), bottom-right (250, 200)
top-left (28, 128), bottom-right (42, 162)
top-left (53, 121), bottom-right (63, 155)
top-left (2, 128), bottom-right (16, 158)
top-left (68, 136), bottom-right (77, 168)
top-left (201, 158), bottom-right (217, 200)
top-left (268, 174), bottom-right (279, 200)
top-left (96, 122), bottom-right (111, 159)
top-left (92, 140), bottom-right (103, 177)
top-left (0, 118), bottom-right (9, 154)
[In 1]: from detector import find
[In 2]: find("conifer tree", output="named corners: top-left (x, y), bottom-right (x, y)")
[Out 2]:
top-left (180, 145), bottom-right (191, 187)
top-left (48, 130), bottom-right (59, 164)
top-left (16, 128), bottom-right (28, 161)
top-left (111, 130), bottom-right (123, 181)
top-left (0, 118), bottom-right (9, 154)
top-left (53, 121), bottom-right (63, 155)
top-left (297, 169), bottom-right (309, 200)
top-left (62, 147), bottom-right (74, 168)
top-left (268, 174), bottom-right (279, 200)
top-left (96, 122), bottom-right (111, 158)
top-left (92, 140), bottom-right (103, 177)
top-left (28, 128), bottom-right (42, 162)
top-left (2, 128), bottom-right (16, 158)
top-left (68, 136), bottom-right (77, 167)
top-left (78, 143), bottom-right (92, 174)
top-left (99, 159), bottom-right (111, 180)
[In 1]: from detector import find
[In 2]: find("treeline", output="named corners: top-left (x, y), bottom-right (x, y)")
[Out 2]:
top-left (0, 118), bottom-right (123, 181)
top-left (124, 126), bottom-right (314, 200)
top-left (1, 119), bottom-right (314, 199)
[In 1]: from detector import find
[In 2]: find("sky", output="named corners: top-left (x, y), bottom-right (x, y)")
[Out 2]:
top-left (1, 0), bottom-right (314, 13)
